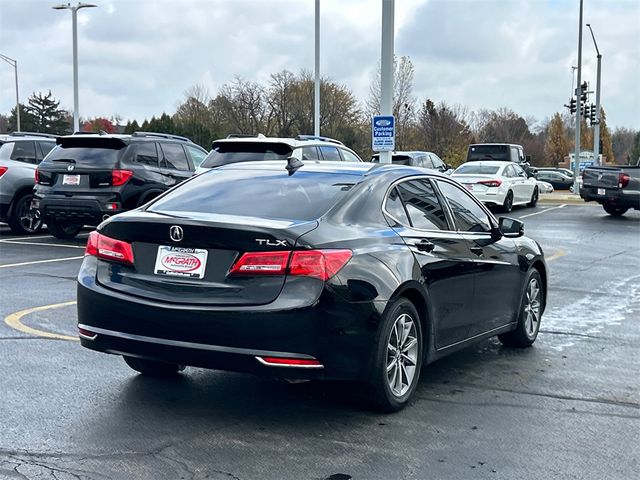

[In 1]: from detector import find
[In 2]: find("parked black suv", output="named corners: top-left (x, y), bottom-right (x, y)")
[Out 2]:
top-left (32, 132), bottom-right (208, 239)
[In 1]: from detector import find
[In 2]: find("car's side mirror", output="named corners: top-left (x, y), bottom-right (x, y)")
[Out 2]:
top-left (499, 217), bottom-right (524, 238)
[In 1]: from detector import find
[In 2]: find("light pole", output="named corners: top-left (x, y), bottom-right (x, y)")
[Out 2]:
top-left (586, 23), bottom-right (602, 165)
top-left (0, 54), bottom-right (20, 131)
top-left (379, 0), bottom-right (394, 164)
top-left (52, 2), bottom-right (97, 133)
top-left (572, 0), bottom-right (584, 194)
top-left (314, 0), bottom-right (320, 137)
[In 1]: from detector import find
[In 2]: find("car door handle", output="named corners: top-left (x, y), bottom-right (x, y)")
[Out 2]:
top-left (470, 246), bottom-right (484, 256)
top-left (414, 239), bottom-right (435, 252)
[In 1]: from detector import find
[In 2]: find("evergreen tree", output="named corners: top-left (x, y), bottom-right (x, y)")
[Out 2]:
top-left (598, 108), bottom-right (614, 164)
top-left (8, 104), bottom-right (38, 132)
top-left (630, 131), bottom-right (640, 165)
top-left (26, 91), bottom-right (70, 134)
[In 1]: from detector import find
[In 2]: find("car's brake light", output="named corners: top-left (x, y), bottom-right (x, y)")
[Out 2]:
top-left (85, 231), bottom-right (134, 265)
top-left (112, 169), bottom-right (133, 186)
top-left (289, 249), bottom-right (352, 281)
top-left (619, 173), bottom-right (630, 188)
top-left (478, 179), bottom-right (502, 187)
top-left (229, 251), bottom-right (290, 275)
top-left (34, 167), bottom-right (39, 184)
top-left (0, 166), bottom-right (7, 178)
top-left (229, 249), bottom-right (352, 281)
top-left (256, 356), bottom-right (323, 368)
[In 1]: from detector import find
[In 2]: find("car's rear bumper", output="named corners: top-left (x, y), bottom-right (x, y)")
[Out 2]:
top-left (77, 257), bottom-right (384, 380)
top-left (32, 194), bottom-right (125, 225)
top-left (580, 186), bottom-right (640, 209)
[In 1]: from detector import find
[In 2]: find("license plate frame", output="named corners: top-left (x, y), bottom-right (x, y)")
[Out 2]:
top-left (153, 246), bottom-right (208, 279)
top-left (62, 174), bottom-right (81, 186)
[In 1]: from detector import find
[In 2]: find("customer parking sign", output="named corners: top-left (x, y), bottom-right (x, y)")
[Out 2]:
top-left (372, 115), bottom-right (395, 152)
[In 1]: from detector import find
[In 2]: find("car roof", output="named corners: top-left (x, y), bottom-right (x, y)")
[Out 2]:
top-left (214, 160), bottom-right (449, 180)
top-left (372, 151), bottom-right (437, 158)
top-left (455, 161), bottom-right (513, 169)
top-left (468, 143), bottom-right (523, 148)
top-left (212, 135), bottom-right (349, 149)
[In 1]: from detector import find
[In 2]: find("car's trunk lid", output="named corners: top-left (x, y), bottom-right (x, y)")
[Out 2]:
top-left (96, 211), bottom-right (318, 306)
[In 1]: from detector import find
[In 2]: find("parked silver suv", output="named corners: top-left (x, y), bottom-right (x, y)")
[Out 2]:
top-left (196, 134), bottom-right (362, 173)
top-left (0, 132), bottom-right (56, 234)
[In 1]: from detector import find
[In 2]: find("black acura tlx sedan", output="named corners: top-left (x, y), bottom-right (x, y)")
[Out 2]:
top-left (77, 160), bottom-right (547, 411)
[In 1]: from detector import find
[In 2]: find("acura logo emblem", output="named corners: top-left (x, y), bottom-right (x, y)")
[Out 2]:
top-left (169, 225), bottom-right (183, 242)
top-left (67, 165), bottom-right (75, 171)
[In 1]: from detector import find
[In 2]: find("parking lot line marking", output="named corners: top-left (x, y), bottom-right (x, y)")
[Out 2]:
top-left (0, 240), bottom-right (85, 249)
top-left (0, 256), bottom-right (84, 269)
top-left (0, 233), bottom-right (89, 242)
top-left (546, 249), bottom-right (567, 262)
top-left (4, 301), bottom-right (79, 342)
top-left (519, 204), bottom-right (567, 219)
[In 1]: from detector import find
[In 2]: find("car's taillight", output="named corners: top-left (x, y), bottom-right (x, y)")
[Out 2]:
top-left (0, 166), bottom-right (7, 178)
top-left (229, 251), bottom-right (290, 275)
top-left (85, 231), bottom-right (134, 265)
top-left (112, 169), bottom-right (133, 186)
top-left (619, 173), bottom-right (630, 188)
top-left (229, 249), bottom-right (352, 281)
top-left (289, 249), bottom-right (352, 281)
top-left (34, 167), bottom-right (39, 184)
top-left (478, 179), bottom-right (502, 187)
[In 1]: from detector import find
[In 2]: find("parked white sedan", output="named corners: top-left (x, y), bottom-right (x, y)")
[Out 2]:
top-left (451, 161), bottom-right (538, 212)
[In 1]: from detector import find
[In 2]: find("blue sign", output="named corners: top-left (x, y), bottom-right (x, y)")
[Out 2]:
top-left (372, 115), bottom-right (395, 152)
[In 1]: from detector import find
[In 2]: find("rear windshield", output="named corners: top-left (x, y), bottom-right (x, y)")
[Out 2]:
top-left (149, 168), bottom-right (358, 221)
top-left (200, 142), bottom-right (293, 168)
top-left (371, 155), bottom-right (412, 165)
top-left (454, 164), bottom-right (500, 175)
top-left (43, 143), bottom-right (123, 168)
top-left (467, 145), bottom-right (509, 161)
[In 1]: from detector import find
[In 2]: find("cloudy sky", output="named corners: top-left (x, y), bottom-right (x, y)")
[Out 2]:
top-left (1, 0), bottom-right (638, 129)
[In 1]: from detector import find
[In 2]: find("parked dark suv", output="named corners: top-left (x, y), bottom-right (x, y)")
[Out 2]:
top-left (32, 132), bottom-right (208, 239)
top-left (0, 132), bottom-right (57, 234)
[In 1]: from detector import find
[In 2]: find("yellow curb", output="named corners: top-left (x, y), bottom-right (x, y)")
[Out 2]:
top-left (4, 301), bottom-right (79, 342)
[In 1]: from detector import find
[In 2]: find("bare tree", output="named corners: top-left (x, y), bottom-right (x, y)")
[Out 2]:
top-left (417, 99), bottom-right (473, 166)
top-left (366, 55), bottom-right (416, 150)
top-left (216, 77), bottom-right (272, 135)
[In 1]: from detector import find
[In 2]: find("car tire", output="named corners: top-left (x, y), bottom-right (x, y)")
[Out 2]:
top-left (47, 220), bottom-right (83, 239)
top-left (501, 191), bottom-right (514, 213)
top-left (123, 355), bottom-right (185, 377)
top-left (498, 269), bottom-right (544, 348)
top-left (8, 193), bottom-right (43, 235)
top-left (527, 187), bottom-right (539, 208)
top-left (366, 297), bottom-right (423, 412)
top-left (602, 204), bottom-right (628, 216)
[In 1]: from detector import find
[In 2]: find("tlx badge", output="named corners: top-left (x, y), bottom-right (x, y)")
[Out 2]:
top-left (256, 239), bottom-right (287, 247)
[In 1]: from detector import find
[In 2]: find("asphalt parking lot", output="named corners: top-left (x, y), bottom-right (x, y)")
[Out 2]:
top-left (1, 202), bottom-right (639, 480)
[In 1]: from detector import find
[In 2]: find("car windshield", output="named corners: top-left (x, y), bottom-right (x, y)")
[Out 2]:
top-left (467, 145), bottom-right (509, 161)
top-left (149, 168), bottom-right (358, 221)
top-left (200, 142), bottom-right (293, 168)
top-left (454, 164), bottom-right (501, 175)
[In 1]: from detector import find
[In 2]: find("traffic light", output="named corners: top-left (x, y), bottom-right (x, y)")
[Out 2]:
top-left (590, 104), bottom-right (597, 124)
top-left (582, 103), bottom-right (590, 120)
top-left (580, 81), bottom-right (588, 103)
top-left (568, 98), bottom-right (577, 114)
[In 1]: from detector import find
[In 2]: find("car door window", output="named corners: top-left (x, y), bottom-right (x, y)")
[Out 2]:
top-left (513, 164), bottom-right (527, 177)
top-left (134, 143), bottom-right (159, 167)
top-left (185, 145), bottom-right (207, 168)
top-left (510, 147), bottom-right (519, 163)
top-left (503, 165), bottom-right (514, 178)
top-left (160, 143), bottom-right (190, 171)
top-left (396, 180), bottom-right (449, 230)
top-left (384, 187), bottom-right (410, 225)
top-left (436, 180), bottom-right (492, 233)
top-left (430, 154), bottom-right (445, 170)
top-left (420, 156), bottom-right (433, 169)
top-left (340, 149), bottom-right (361, 162)
top-left (299, 146), bottom-right (320, 161)
top-left (37, 141), bottom-right (55, 160)
top-left (318, 146), bottom-right (342, 161)
top-left (11, 141), bottom-right (37, 164)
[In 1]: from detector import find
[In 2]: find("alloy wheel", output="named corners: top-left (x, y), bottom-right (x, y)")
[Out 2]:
top-left (523, 278), bottom-right (541, 337)
top-left (17, 198), bottom-right (42, 234)
top-left (386, 313), bottom-right (419, 397)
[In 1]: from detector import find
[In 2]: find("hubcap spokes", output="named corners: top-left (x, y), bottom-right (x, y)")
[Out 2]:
top-left (18, 202), bottom-right (40, 233)
top-left (524, 278), bottom-right (541, 336)
top-left (386, 313), bottom-right (418, 397)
